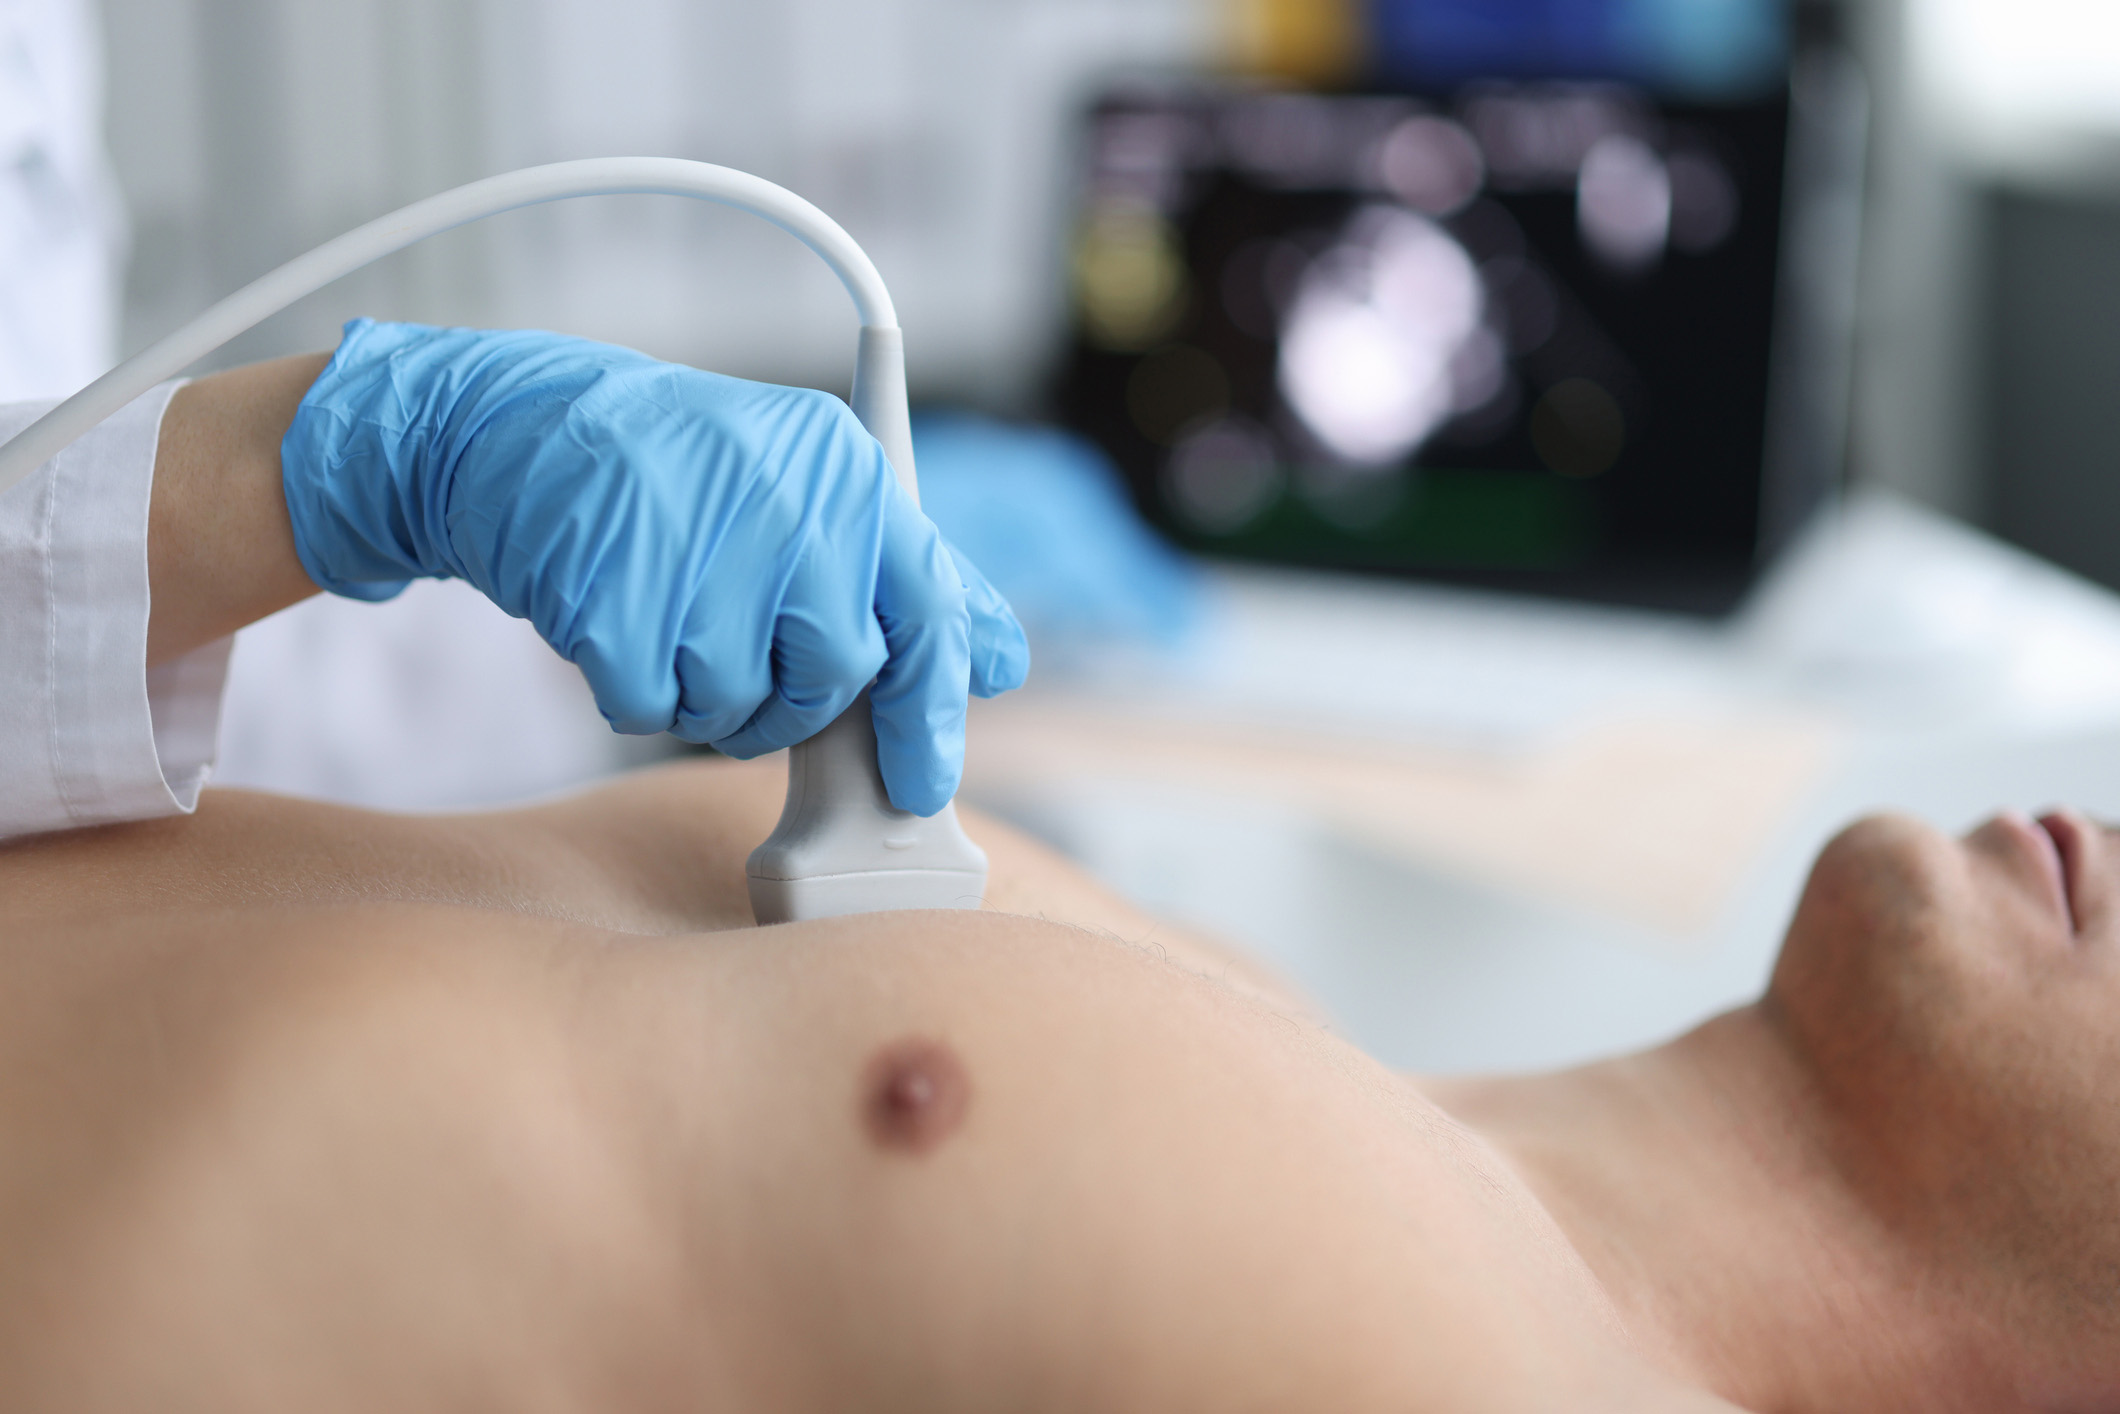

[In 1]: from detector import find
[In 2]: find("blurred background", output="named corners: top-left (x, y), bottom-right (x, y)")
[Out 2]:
top-left (53, 0), bottom-right (2120, 1067)
top-left (93, 0), bottom-right (2120, 579)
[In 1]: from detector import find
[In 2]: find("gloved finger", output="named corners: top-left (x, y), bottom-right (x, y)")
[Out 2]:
top-left (668, 570), bottom-right (779, 746)
top-left (945, 538), bottom-right (1030, 699)
top-left (570, 629), bottom-right (682, 737)
top-left (868, 493), bottom-right (973, 817)
top-left (710, 542), bottom-right (890, 759)
top-left (529, 510), bottom-right (701, 738)
top-left (668, 641), bottom-right (774, 746)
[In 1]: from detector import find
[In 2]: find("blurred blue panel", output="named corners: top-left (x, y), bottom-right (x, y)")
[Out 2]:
top-left (1369, 0), bottom-right (1786, 96)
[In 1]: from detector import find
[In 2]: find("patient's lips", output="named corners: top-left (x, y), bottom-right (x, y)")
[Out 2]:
top-left (862, 1038), bottom-right (971, 1154)
top-left (1985, 809), bottom-right (2074, 933)
top-left (2037, 810), bottom-right (2086, 935)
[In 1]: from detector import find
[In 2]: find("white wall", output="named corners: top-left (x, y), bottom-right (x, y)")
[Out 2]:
top-left (1909, 0), bottom-right (2120, 168)
top-left (99, 0), bottom-right (1216, 406)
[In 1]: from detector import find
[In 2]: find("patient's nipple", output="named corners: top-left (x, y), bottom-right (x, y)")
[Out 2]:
top-left (862, 1037), bottom-right (971, 1155)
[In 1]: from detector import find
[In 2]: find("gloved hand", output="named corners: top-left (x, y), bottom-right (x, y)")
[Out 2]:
top-left (279, 318), bottom-right (1028, 816)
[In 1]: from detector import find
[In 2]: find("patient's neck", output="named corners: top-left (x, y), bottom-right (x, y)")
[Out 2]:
top-left (1427, 1008), bottom-right (2015, 1414)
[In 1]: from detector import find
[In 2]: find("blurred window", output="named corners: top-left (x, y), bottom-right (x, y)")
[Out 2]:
top-left (1912, 0), bottom-right (2120, 143)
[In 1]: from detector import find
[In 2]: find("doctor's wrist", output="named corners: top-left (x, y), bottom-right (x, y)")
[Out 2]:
top-left (146, 351), bottom-right (332, 668)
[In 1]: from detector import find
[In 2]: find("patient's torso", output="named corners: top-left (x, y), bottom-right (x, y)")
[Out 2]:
top-left (0, 769), bottom-right (1720, 1412)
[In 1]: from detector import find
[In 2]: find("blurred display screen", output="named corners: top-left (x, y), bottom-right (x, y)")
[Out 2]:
top-left (1056, 71), bottom-right (1801, 611)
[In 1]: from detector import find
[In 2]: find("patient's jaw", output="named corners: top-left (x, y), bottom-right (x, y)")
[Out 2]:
top-left (1763, 809), bottom-right (2120, 1403)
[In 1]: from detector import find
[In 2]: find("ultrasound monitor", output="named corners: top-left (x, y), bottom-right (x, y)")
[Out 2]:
top-left (1055, 3), bottom-right (1860, 613)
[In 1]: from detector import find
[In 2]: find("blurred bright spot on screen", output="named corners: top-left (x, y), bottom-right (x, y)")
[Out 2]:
top-left (1278, 206), bottom-right (1491, 465)
top-left (1577, 133), bottom-right (1671, 270)
top-left (1074, 204), bottom-right (1190, 351)
top-left (1376, 115), bottom-right (1486, 215)
top-left (1667, 149), bottom-right (1740, 252)
top-left (1531, 378), bottom-right (1627, 476)
top-left (1166, 416), bottom-right (1284, 533)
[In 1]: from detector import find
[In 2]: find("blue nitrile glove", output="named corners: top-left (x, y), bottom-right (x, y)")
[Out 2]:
top-left (279, 318), bottom-right (1029, 816)
top-left (912, 412), bottom-right (1201, 652)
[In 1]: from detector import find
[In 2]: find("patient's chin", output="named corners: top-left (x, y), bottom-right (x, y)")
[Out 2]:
top-left (1764, 818), bottom-right (1954, 1057)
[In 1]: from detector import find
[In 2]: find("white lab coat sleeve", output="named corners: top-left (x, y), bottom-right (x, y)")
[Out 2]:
top-left (0, 382), bottom-right (233, 837)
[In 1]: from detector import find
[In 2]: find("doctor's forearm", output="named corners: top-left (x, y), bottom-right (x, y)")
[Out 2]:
top-left (147, 353), bottom-right (331, 667)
